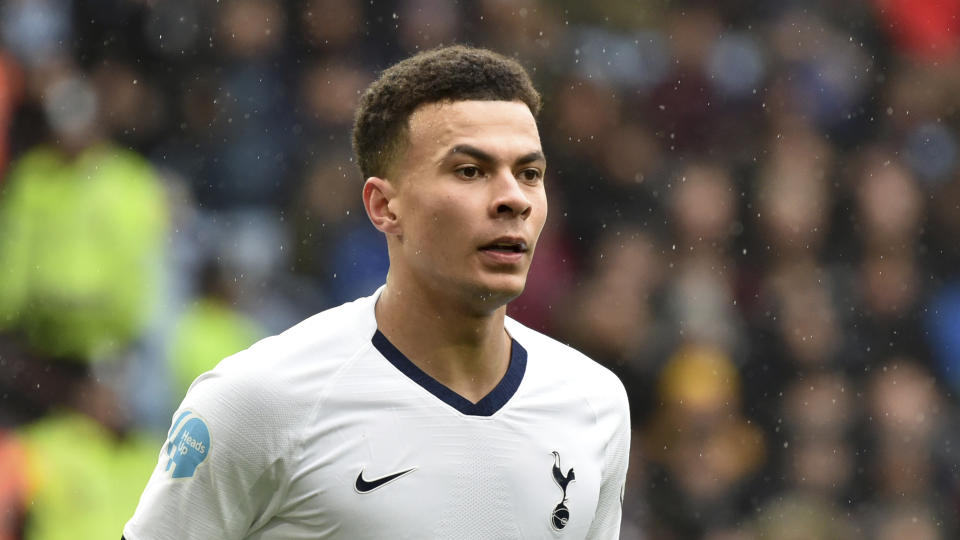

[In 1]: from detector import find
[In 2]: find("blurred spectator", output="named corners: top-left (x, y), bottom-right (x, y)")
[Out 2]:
top-left (753, 121), bottom-right (834, 266)
top-left (853, 150), bottom-right (923, 254)
top-left (168, 260), bottom-right (265, 400)
top-left (189, 0), bottom-right (298, 209)
top-left (644, 345), bottom-right (766, 537)
top-left (780, 371), bottom-right (857, 501)
top-left (563, 228), bottom-right (662, 366)
top-left (473, 0), bottom-right (564, 66)
top-left (290, 146), bottom-right (388, 306)
top-left (664, 162), bottom-right (745, 354)
top-left (0, 66), bottom-right (167, 361)
top-left (396, 0), bottom-right (461, 52)
top-left (865, 361), bottom-right (948, 494)
top-left (17, 397), bottom-right (159, 540)
top-left (91, 60), bottom-right (167, 149)
top-left (299, 0), bottom-right (365, 53)
top-left (297, 59), bottom-right (370, 135)
top-left (857, 359), bottom-right (958, 535)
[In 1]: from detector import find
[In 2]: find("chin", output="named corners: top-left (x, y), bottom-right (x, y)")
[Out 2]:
top-left (470, 275), bottom-right (527, 310)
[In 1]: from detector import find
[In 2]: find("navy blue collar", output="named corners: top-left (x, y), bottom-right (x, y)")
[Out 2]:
top-left (371, 330), bottom-right (527, 417)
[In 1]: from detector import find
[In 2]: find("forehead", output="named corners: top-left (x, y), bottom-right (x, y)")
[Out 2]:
top-left (404, 100), bottom-right (541, 161)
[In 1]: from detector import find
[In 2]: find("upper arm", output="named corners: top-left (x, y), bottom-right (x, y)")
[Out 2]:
top-left (123, 360), bottom-right (297, 540)
top-left (586, 376), bottom-right (631, 539)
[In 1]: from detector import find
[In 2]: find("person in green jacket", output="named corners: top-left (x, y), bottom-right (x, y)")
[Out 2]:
top-left (0, 71), bottom-right (167, 363)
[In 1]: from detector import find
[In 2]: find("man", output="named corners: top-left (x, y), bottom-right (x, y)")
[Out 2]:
top-left (124, 45), bottom-right (630, 539)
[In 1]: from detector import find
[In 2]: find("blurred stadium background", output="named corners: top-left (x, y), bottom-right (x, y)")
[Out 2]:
top-left (1, 0), bottom-right (960, 538)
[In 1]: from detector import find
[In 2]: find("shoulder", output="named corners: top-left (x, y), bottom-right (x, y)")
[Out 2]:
top-left (177, 292), bottom-right (380, 443)
top-left (238, 291), bottom-right (378, 374)
top-left (4, 146), bottom-right (60, 188)
top-left (506, 317), bottom-right (629, 418)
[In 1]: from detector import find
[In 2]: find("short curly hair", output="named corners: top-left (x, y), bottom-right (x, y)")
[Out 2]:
top-left (352, 45), bottom-right (542, 180)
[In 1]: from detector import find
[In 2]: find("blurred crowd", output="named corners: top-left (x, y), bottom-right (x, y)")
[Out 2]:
top-left (1, 0), bottom-right (960, 538)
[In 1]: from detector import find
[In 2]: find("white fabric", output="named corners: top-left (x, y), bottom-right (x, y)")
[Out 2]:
top-left (125, 288), bottom-right (630, 539)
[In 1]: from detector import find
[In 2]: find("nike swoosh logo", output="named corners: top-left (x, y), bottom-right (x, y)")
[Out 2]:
top-left (354, 467), bottom-right (417, 493)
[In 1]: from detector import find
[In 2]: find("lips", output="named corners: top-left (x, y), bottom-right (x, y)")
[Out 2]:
top-left (478, 237), bottom-right (529, 266)
top-left (479, 237), bottom-right (529, 253)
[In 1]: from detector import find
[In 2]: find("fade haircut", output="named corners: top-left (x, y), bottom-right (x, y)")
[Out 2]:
top-left (352, 45), bottom-right (542, 180)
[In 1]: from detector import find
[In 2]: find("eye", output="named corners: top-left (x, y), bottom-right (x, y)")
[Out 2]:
top-left (519, 168), bottom-right (543, 182)
top-left (456, 166), bottom-right (482, 179)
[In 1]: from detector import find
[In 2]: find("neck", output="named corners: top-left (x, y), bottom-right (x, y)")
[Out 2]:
top-left (375, 273), bottom-right (512, 404)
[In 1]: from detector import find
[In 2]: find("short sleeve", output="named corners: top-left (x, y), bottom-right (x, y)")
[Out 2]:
top-left (586, 375), bottom-right (631, 539)
top-left (123, 355), bottom-right (297, 540)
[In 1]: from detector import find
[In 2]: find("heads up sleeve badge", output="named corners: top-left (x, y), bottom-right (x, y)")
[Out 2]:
top-left (164, 410), bottom-right (211, 479)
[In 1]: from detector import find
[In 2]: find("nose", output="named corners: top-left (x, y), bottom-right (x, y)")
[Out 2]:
top-left (490, 169), bottom-right (533, 220)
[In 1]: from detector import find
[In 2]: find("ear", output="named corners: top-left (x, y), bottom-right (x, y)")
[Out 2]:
top-left (362, 177), bottom-right (401, 235)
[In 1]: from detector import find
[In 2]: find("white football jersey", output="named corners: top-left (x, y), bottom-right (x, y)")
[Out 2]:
top-left (124, 288), bottom-right (630, 539)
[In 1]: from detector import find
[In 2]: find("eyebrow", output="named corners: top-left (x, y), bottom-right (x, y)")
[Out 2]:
top-left (447, 145), bottom-right (546, 167)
